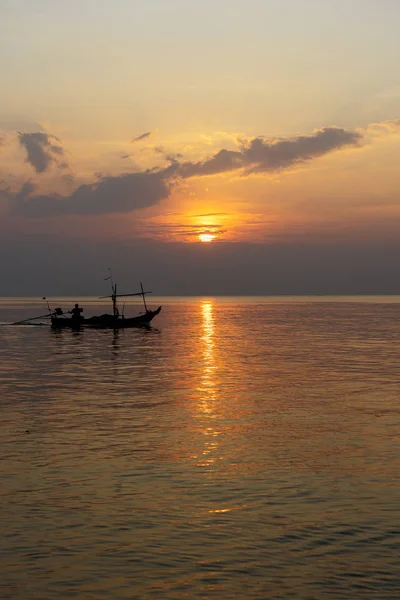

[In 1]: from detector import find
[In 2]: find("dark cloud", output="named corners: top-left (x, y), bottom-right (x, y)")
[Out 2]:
top-left (152, 146), bottom-right (183, 163)
top-left (18, 132), bottom-right (69, 173)
top-left (14, 167), bottom-right (173, 217)
top-left (2, 234), bottom-right (400, 296)
top-left (177, 148), bottom-right (243, 178)
top-left (176, 127), bottom-right (362, 178)
top-left (15, 181), bottom-right (36, 200)
top-left (0, 182), bottom-right (10, 204)
top-left (131, 132), bottom-right (151, 143)
top-left (165, 152), bottom-right (183, 164)
top-left (12, 126), bottom-right (363, 217)
top-left (247, 127), bottom-right (362, 174)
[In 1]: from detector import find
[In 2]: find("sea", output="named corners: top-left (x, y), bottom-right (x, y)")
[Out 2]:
top-left (0, 296), bottom-right (399, 600)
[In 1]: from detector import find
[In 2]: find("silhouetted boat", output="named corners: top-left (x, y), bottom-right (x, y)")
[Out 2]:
top-left (51, 306), bottom-right (161, 329)
top-left (51, 278), bottom-right (162, 330)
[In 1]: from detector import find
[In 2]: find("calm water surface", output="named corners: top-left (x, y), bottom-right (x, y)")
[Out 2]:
top-left (1, 297), bottom-right (399, 599)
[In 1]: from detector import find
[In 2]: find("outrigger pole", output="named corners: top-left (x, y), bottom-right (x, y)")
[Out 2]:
top-left (11, 297), bottom-right (62, 325)
top-left (12, 312), bottom-right (54, 325)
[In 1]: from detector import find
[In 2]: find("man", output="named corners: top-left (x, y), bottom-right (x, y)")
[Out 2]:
top-left (70, 303), bottom-right (83, 321)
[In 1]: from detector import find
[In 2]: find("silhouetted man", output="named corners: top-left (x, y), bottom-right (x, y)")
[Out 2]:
top-left (70, 303), bottom-right (83, 321)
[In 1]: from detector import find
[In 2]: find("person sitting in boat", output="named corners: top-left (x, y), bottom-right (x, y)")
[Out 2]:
top-left (70, 303), bottom-right (83, 321)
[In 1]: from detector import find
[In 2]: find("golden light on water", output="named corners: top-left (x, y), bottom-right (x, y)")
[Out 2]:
top-left (198, 302), bottom-right (239, 518)
top-left (196, 300), bottom-right (221, 469)
top-left (200, 300), bottom-right (216, 414)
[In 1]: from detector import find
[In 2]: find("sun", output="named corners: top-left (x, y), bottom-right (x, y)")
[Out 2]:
top-left (198, 233), bottom-right (215, 243)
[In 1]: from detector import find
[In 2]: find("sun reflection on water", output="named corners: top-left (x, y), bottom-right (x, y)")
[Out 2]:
top-left (196, 301), bottom-right (222, 469)
top-left (201, 301), bottom-right (216, 407)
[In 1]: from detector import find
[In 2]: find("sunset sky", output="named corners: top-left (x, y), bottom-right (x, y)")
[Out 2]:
top-left (1, 0), bottom-right (400, 295)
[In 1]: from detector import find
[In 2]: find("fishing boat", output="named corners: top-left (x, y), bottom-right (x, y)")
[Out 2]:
top-left (51, 281), bottom-right (161, 330)
top-left (11, 277), bottom-right (162, 329)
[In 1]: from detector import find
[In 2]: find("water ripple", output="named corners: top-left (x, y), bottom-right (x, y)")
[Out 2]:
top-left (0, 298), bottom-right (399, 598)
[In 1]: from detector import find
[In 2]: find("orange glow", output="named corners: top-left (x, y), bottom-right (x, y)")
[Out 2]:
top-left (198, 233), bottom-right (215, 243)
top-left (193, 301), bottom-right (221, 468)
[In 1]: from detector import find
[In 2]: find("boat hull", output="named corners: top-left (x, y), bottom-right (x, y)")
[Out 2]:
top-left (51, 307), bottom-right (161, 329)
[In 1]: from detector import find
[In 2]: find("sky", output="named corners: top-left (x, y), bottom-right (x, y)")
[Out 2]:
top-left (1, 0), bottom-right (400, 295)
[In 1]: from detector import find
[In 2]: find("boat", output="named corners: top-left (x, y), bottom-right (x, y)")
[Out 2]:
top-left (51, 280), bottom-right (161, 330)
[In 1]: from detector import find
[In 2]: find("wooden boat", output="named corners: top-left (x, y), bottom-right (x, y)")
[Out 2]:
top-left (51, 280), bottom-right (161, 330)
top-left (51, 307), bottom-right (161, 329)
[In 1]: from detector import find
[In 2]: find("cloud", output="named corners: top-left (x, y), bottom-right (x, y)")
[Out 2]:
top-left (176, 127), bottom-right (362, 178)
top-left (129, 221), bottom-right (227, 240)
top-left (3, 233), bottom-right (400, 296)
top-left (18, 132), bottom-right (69, 174)
top-left (194, 212), bottom-right (230, 217)
top-left (12, 125), bottom-right (364, 218)
top-left (131, 132), bottom-right (151, 143)
top-left (365, 119), bottom-right (400, 137)
top-left (15, 181), bottom-right (36, 200)
top-left (152, 146), bottom-right (183, 163)
top-left (14, 167), bottom-right (173, 217)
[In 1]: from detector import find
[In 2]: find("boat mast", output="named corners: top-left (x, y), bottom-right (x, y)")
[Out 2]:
top-left (99, 274), bottom-right (152, 315)
top-left (105, 269), bottom-right (119, 318)
top-left (140, 281), bottom-right (148, 312)
top-left (112, 283), bottom-right (118, 317)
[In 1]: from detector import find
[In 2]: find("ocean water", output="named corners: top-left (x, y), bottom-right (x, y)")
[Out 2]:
top-left (0, 296), bottom-right (399, 599)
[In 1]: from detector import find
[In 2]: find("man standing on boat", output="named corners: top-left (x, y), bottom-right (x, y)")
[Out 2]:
top-left (70, 303), bottom-right (83, 322)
